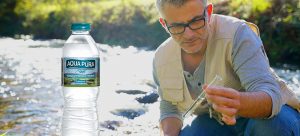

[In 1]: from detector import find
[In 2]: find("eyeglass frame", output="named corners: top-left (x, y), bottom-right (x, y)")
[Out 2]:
top-left (164, 8), bottom-right (207, 35)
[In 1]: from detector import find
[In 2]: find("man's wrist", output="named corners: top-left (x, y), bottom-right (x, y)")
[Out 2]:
top-left (238, 91), bottom-right (272, 117)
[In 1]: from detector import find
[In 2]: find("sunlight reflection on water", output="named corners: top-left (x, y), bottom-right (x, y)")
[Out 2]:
top-left (0, 38), bottom-right (299, 135)
top-left (0, 38), bottom-right (159, 135)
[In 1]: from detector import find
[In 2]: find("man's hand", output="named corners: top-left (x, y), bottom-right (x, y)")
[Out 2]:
top-left (160, 117), bottom-right (182, 136)
top-left (203, 85), bottom-right (241, 125)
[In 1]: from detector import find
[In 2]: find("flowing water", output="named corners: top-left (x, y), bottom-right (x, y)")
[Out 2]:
top-left (0, 38), bottom-right (299, 135)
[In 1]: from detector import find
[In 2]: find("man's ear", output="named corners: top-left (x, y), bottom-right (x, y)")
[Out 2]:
top-left (159, 18), bottom-right (166, 28)
top-left (159, 18), bottom-right (169, 32)
top-left (206, 3), bottom-right (213, 22)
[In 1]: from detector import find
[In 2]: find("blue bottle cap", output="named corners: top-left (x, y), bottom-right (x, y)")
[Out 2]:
top-left (71, 23), bottom-right (91, 31)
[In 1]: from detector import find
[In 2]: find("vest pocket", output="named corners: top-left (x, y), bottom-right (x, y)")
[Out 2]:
top-left (160, 78), bottom-right (184, 102)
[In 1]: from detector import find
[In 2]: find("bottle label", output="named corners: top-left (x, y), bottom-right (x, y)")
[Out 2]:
top-left (62, 57), bottom-right (100, 87)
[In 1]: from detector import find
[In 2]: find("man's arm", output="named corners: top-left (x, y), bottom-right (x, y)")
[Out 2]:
top-left (238, 91), bottom-right (272, 117)
top-left (204, 85), bottom-right (272, 124)
top-left (158, 99), bottom-right (184, 135)
top-left (231, 22), bottom-right (283, 118)
top-left (160, 117), bottom-right (182, 136)
top-left (152, 60), bottom-right (183, 135)
top-left (204, 22), bottom-right (283, 125)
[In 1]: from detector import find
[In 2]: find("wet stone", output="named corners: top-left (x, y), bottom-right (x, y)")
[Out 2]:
top-left (115, 90), bottom-right (147, 95)
top-left (111, 108), bottom-right (146, 120)
top-left (100, 120), bottom-right (122, 130)
top-left (135, 91), bottom-right (158, 104)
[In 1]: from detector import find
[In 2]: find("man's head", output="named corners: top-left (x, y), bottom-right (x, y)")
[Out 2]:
top-left (156, 0), bottom-right (207, 14)
top-left (156, 0), bottom-right (213, 54)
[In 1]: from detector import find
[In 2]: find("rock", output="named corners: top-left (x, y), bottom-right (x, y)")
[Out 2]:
top-left (135, 91), bottom-right (158, 104)
top-left (111, 108), bottom-right (146, 120)
top-left (115, 90), bottom-right (147, 95)
top-left (100, 120), bottom-right (122, 130)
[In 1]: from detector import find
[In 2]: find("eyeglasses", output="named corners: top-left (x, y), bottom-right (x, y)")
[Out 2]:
top-left (165, 10), bottom-right (206, 35)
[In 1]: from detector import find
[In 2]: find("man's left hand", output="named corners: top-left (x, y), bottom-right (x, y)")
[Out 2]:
top-left (203, 85), bottom-right (241, 125)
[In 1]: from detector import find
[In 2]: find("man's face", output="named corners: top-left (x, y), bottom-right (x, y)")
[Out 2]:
top-left (161, 0), bottom-right (209, 54)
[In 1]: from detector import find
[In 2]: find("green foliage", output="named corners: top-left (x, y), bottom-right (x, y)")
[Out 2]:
top-left (256, 0), bottom-right (299, 66)
top-left (0, 0), bottom-right (299, 66)
top-left (0, 0), bottom-right (23, 36)
top-left (0, 131), bottom-right (8, 136)
top-left (214, 0), bottom-right (300, 67)
top-left (229, 0), bottom-right (271, 19)
top-left (12, 0), bottom-right (168, 49)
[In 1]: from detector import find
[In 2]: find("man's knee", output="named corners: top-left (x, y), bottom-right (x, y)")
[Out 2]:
top-left (245, 105), bottom-right (300, 136)
top-left (179, 114), bottom-right (219, 136)
top-left (179, 114), bottom-right (237, 136)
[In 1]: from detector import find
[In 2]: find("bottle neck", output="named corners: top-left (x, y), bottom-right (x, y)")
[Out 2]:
top-left (72, 30), bottom-right (90, 35)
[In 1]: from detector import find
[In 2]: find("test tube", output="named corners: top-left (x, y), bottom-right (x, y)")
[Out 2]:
top-left (182, 75), bottom-right (222, 119)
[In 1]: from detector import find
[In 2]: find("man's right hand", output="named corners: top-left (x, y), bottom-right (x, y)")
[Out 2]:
top-left (160, 117), bottom-right (182, 136)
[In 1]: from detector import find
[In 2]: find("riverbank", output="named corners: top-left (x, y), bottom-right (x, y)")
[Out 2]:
top-left (0, 37), bottom-right (299, 135)
top-left (0, 38), bottom-right (160, 135)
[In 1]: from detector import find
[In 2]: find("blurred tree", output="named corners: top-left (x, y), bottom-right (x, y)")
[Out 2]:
top-left (0, 0), bottom-right (299, 66)
top-left (214, 0), bottom-right (300, 67)
top-left (251, 0), bottom-right (300, 66)
top-left (0, 0), bottom-right (24, 36)
top-left (12, 0), bottom-right (168, 49)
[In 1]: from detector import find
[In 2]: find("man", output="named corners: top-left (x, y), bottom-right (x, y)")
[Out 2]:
top-left (152, 0), bottom-right (300, 136)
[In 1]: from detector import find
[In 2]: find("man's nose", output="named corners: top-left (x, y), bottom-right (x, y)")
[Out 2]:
top-left (183, 26), bottom-right (195, 37)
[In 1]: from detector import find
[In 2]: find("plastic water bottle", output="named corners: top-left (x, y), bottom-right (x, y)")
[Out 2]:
top-left (61, 23), bottom-right (100, 136)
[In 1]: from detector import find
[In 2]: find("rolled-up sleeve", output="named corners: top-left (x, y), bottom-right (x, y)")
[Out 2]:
top-left (152, 60), bottom-right (183, 122)
top-left (232, 23), bottom-right (283, 118)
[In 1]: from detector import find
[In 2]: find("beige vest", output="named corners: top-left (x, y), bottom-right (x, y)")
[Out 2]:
top-left (154, 14), bottom-right (300, 113)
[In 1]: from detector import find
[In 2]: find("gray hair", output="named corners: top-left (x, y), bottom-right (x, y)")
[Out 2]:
top-left (156, 0), bottom-right (207, 13)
